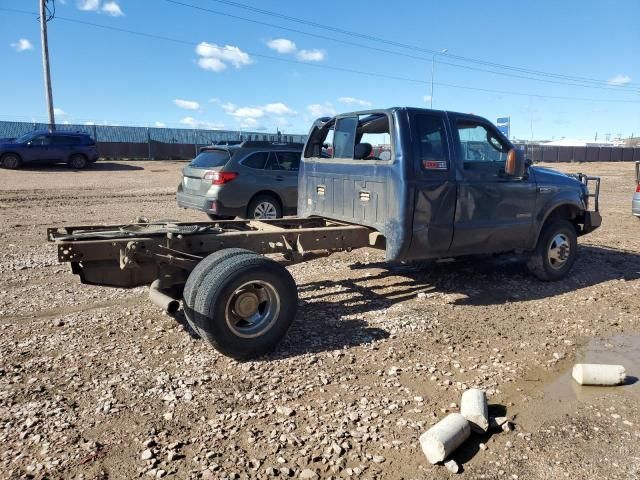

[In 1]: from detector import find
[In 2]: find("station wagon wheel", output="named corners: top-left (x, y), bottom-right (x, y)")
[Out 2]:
top-left (193, 253), bottom-right (297, 359)
top-left (526, 219), bottom-right (577, 281)
top-left (68, 154), bottom-right (88, 169)
top-left (1, 153), bottom-right (21, 169)
top-left (248, 194), bottom-right (282, 220)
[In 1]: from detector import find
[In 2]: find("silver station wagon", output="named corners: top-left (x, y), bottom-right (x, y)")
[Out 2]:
top-left (176, 141), bottom-right (303, 220)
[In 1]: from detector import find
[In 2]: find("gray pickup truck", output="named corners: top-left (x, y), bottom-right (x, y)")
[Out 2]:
top-left (48, 107), bottom-right (601, 359)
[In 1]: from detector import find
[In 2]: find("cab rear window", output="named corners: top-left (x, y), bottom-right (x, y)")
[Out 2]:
top-left (189, 150), bottom-right (230, 168)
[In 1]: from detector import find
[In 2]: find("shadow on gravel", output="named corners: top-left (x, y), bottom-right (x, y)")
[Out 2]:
top-left (341, 245), bottom-right (640, 307)
top-left (15, 162), bottom-right (144, 172)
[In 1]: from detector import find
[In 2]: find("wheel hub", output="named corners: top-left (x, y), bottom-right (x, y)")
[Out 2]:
top-left (224, 280), bottom-right (281, 338)
top-left (548, 233), bottom-right (570, 269)
top-left (233, 291), bottom-right (260, 318)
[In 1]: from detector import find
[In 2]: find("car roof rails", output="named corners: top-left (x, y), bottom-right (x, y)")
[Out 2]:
top-left (239, 140), bottom-right (305, 148)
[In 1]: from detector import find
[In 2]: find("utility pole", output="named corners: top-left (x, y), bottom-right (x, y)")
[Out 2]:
top-left (39, 0), bottom-right (56, 131)
top-left (429, 48), bottom-right (448, 109)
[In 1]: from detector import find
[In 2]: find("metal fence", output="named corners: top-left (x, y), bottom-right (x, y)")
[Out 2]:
top-left (0, 121), bottom-right (308, 160)
top-left (515, 143), bottom-right (640, 163)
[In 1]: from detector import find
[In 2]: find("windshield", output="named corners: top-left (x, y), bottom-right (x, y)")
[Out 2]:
top-left (15, 132), bottom-right (36, 144)
top-left (189, 149), bottom-right (231, 168)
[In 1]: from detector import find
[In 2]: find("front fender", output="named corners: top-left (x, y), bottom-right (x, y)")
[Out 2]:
top-left (530, 190), bottom-right (586, 249)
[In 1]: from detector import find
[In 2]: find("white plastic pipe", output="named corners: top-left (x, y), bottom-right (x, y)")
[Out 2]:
top-left (572, 363), bottom-right (626, 386)
top-left (460, 388), bottom-right (489, 433)
top-left (419, 413), bottom-right (471, 464)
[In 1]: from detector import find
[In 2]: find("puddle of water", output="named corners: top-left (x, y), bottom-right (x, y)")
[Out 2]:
top-left (545, 335), bottom-right (640, 402)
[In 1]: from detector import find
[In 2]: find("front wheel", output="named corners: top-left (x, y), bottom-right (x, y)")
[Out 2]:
top-left (526, 219), bottom-right (578, 281)
top-left (193, 253), bottom-right (297, 359)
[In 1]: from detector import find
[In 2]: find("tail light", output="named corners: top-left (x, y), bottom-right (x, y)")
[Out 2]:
top-left (204, 171), bottom-right (238, 185)
top-left (636, 183), bottom-right (640, 193)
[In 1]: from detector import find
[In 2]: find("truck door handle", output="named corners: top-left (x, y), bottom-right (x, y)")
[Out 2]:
top-left (275, 176), bottom-right (284, 181)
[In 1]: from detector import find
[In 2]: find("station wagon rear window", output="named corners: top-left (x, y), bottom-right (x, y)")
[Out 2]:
top-left (190, 150), bottom-right (230, 168)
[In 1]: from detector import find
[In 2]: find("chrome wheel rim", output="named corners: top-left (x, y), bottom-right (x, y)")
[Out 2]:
top-left (548, 233), bottom-right (570, 269)
top-left (224, 280), bottom-right (280, 338)
top-left (254, 202), bottom-right (277, 219)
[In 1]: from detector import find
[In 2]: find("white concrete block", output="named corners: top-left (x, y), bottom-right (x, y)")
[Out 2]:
top-left (572, 363), bottom-right (626, 386)
top-left (419, 413), bottom-right (471, 464)
top-left (460, 388), bottom-right (489, 433)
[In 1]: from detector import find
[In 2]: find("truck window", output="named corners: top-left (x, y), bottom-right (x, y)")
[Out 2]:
top-left (333, 117), bottom-right (358, 158)
top-left (457, 120), bottom-right (508, 164)
top-left (415, 114), bottom-right (448, 169)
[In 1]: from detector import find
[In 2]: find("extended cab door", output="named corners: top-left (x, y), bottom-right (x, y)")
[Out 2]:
top-left (449, 114), bottom-right (536, 254)
top-left (407, 110), bottom-right (457, 258)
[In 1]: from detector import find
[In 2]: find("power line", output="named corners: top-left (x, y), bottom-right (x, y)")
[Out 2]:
top-left (202, 0), bottom-right (640, 89)
top-left (2, 7), bottom-right (639, 104)
top-left (164, 0), bottom-right (639, 93)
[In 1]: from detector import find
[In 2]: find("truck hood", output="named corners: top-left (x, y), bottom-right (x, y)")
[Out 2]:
top-left (531, 166), bottom-right (582, 188)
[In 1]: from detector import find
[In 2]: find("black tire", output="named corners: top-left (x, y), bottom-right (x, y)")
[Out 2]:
top-left (182, 248), bottom-right (254, 337)
top-left (526, 219), bottom-right (578, 281)
top-left (1, 153), bottom-right (21, 169)
top-left (193, 253), bottom-right (298, 359)
top-left (207, 213), bottom-right (234, 221)
top-left (247, 194), bottom-right (282, 220)
top-left (68, 154), bottom-right (88, 169)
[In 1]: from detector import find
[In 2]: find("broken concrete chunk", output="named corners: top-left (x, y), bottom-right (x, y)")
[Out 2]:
top-left (419, 413), bottom-right (471, 464)
top-left (445, 459), bottom-right (460, 473)
top-left (460, 388), bottom-right (489, 433)
top-left (572, 363), bottom-right (626, 386)
top-left (489, 416), bottom-right (508, 431)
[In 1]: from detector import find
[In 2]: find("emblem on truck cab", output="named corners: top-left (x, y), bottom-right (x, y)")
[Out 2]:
top-left (423, 160), bottom-right (448, 170)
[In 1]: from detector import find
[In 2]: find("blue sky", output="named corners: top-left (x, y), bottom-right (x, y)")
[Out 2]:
top-left (1, 0), bottom-right (639, 140)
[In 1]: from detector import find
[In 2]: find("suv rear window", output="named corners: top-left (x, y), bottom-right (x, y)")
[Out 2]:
top-left (190, 150), bottom-right (230, 168)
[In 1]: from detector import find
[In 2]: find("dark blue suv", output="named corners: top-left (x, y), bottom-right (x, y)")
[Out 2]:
top-left (0, 130), bottom-right (99, 169)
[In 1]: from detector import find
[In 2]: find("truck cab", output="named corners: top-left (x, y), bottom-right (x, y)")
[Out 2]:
top-left (300, 107), bottom-right (601, 280)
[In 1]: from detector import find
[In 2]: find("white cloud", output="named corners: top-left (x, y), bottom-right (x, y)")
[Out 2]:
top-left (267, 38), bottom-right (297, 54)
top-left (102, 1), bottom-right (124, 16)
top-left (264, 103), bottom-right (297, 116)
top-left (232, 107), bottom-right (264, 119)
top-left (607, 74), bottom-right (631, 86)
top-left (198, 57), bottom-right (227, 72)
top-left (77, 0), bottom-right (100, 11)
top-left (221, 102), bottom-right (237, 113)
top-left (338, 97), bottom-right (372, 107)
top-left (297, 49), bottom-right (326, 62)
top-left (239, 118), bottom-right (266, 130)
top-left (155, 121), bottom-right (166, 128)
top-left (307, 103), bottom-right (336, 117)
top-left (10, 39), bottom-right (33, 52)
top-left (423, 95), bottom-right (432, 103)
top-left (53, 108), bottom-right (66, 116)
top-left (195, 42), bottom-right (252, 72)
top-left (179, 117), bottom-right (224, 129)
top-left (173, 99), bottom-right (200, 110)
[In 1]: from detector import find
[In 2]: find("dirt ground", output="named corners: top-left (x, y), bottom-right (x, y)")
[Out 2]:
top-left (0, 160), bottom-right (638, 480)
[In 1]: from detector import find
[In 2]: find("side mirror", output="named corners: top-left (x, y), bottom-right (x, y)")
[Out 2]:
top-left (505, 148), bottom-right (525, 177)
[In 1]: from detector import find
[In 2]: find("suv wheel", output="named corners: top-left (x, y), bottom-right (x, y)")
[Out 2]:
top-left (68, 154), bottom-right (88, 169)
top-left (248, 195), bottom-right (282, 219)
top-left (526, 219), bottom-right (578, 281)
top-left (1, 153), bottom-right (21, 169)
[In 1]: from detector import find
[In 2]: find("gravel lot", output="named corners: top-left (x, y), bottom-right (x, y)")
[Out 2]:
top-left (1, 160), bottom-right (639, 480)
